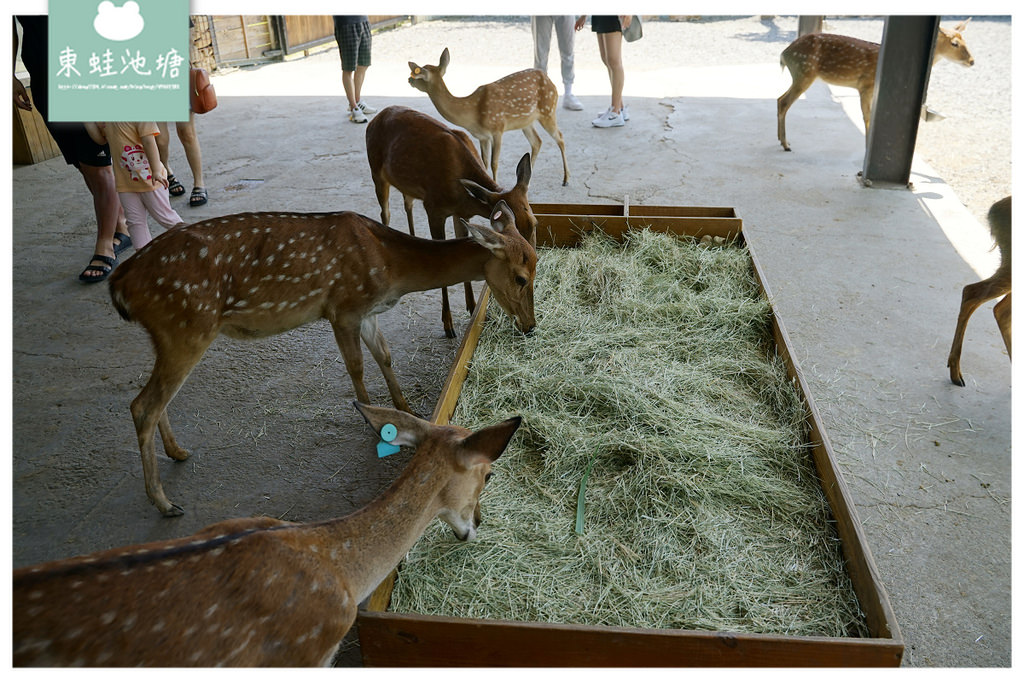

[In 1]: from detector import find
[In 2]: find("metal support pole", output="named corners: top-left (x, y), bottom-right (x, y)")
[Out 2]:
top-left (797, 16), bottom-right (823, 36)
top-left (861, 16), bottom-right (939, 188)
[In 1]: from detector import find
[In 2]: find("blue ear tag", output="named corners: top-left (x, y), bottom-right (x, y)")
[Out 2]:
top-left (376, 423), bottom-right (400, 458)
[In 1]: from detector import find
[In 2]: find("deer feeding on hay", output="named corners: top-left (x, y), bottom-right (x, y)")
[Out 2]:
top-left (107, 203), bottom-right (536, 516)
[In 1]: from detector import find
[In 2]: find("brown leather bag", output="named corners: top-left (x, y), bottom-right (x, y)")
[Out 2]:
top-left (189, 67), bottom-right (217, 114)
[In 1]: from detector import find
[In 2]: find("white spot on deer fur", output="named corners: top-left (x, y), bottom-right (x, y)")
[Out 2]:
top-left (100, 611), bottom-right (116, 625)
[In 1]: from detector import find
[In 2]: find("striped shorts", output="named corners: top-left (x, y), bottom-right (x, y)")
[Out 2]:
top-left (335, 20), bottom-right (372, 71)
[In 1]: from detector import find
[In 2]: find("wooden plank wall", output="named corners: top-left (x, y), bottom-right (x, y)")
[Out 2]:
top-left (13, 88), bottom-right (61, 165)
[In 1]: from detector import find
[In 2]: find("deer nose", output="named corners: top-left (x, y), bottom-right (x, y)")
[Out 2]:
top-left (522, 323), bottom-right (536, 336)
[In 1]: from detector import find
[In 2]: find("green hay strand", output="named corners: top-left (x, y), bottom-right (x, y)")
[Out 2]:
top-left (390, 230), bottom-right (868, 638)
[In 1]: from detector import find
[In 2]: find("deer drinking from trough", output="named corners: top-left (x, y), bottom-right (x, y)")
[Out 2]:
top-left (947, 195), bottom-right (1011, 386)
top-left (777, 20), bottom-right (974, 151)
top-left (408, 47), bottom-right (570, 186)
top-left (107, 203), bottom-right (536, 516)
top-left (13, 402), bottom-right (521, 667)
top-left (367, 104), bottom-right (538, 338)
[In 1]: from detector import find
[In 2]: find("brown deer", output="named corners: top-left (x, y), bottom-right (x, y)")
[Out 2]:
top-left (777, 19), bottom-right (974, 151)
top-left (107, 203), bottom-right (536, 516)
top-left (948, 196), bottom-right (1011, 386)
top-left (408, 47), bottom-right (570, 186)
top-left (13, 402), bottom-right (520, 666)
top-left (367, 105), bottom-right (537, 338)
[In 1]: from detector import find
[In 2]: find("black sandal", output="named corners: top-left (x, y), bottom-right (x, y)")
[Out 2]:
top-left (113, 232), bottom-right (132, 256)
top-left (167, 174), bottom-right (186, 197)
top-left (189, 186), bottom-right (208, 207)
top-left (78, 254), bottom-right (116, 284)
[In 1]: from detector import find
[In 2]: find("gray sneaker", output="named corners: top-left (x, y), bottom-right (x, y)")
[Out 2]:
top-left (349, 106), bottom-right (368, 123)
top-left (356, 101), bottom-right (376, 115)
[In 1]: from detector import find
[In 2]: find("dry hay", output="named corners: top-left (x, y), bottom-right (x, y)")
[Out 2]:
top-left (390, 229), bottom-right (868, 637)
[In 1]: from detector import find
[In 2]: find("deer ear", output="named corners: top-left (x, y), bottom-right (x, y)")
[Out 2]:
top-left (463, 217), bottom-right (506, 255)
top-left (353, 402), bottom-right (429, 447)
top-left (515, 152), bottom-right (532, 189)
top-left (439, 47), bottom-right (450, 74)
top-left (489, 200), bottom-right (517, 234)
top-left (460, 179), bottom-right (498, 208)
top-left (408, 61), bottom-right (421, 75)
top-left (457, 417), bottom-right (521, 468)
top-left (956, 18), bottom-right (971, 32)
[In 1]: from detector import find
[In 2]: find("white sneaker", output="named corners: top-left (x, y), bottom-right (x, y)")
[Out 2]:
top-left (592, 109), bottom-right (625, 128)
top-left (596, 105), bottom-right (630, 121)
top-left (349, 106), bottom-right (368, 123)
top-left (562, 92), bottom-right (583, 111)
top-left (356, 101), bottom-right (376, 115)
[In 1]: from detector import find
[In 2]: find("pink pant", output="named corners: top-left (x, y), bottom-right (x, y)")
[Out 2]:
top-left (118, 189), bottom-right (184, 249)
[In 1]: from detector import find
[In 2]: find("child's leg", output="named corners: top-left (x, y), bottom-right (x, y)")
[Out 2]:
top-left (139, 188), bottom-right (186, 230)
top-left (118, 192), bottom-right (154, 249)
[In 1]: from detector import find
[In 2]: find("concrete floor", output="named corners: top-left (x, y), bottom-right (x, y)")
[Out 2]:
top-left (9, 17), bottom-right (1011, 667)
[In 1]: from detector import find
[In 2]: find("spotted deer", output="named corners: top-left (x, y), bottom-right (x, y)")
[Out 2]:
top-left (408, 47), bottom-right (570, 186)
top-left (107, 203), bottom-right (536, 516)
top-left (948, 196), bottom-right (1011, 386)
top-left (777, 19), bottom-right (974, 151)
top-left (13, 403), bottom-right (520, 667)
top-left (367, 105), bottom-right (537, 338)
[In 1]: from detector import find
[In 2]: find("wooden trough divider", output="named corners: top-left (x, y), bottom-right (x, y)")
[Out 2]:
top-left (358, 203), bottom-right (903, 667)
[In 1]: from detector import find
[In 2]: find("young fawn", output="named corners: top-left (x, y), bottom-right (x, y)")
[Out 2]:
top-left (948, 196), bottom-right (1012, 386)
top-left (367, 104), bottom-right (537, 338)
top-left (408, 47), bottom-right (570, 186)
top-left (777, 20), bottom-right (974, 151)
top-left (107, 203), bottom-right (536, 516)
top-left (13, 403), bottom-right (521, 666)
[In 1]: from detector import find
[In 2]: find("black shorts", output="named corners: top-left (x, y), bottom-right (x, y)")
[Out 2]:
top-left (334, 20), bottom-right (372, 71)
top-left (592, 16), bottom-right (622, 34)
top-left (47, 122), bottom-right (113, 168)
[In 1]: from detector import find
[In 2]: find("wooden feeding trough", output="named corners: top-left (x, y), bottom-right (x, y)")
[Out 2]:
top-left (357, 203), bottom-right (903, 667)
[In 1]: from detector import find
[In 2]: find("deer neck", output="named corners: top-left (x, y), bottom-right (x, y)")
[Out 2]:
top-left (386, 232), bottom-right (492, 296)
top-left (426, 79), bottom-right (479, 130)
top-left (313, 448), bottom-right (453, 603)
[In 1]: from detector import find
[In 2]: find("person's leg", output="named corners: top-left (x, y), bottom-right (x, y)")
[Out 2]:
top-left (555, 16), bottom-right (575, 91)
top-left (532, 16), bottom-right (553, 73)
top-left (139, 188), bottom-right (186, 232)
top-left (174, 113), bottom-right (206, 205)
top-left (599, 32), bottom-right (625, 112)
top-left (157, 121), bottom-right (186, 197)
top-left (78, 163), bottom-right (124, 278)
top-left (119, 192), bottom-right (154, 249)
top-left (353, 65), bottom-right (367, 104)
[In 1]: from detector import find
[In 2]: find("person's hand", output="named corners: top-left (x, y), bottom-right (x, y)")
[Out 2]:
top-left (574, 16), bottom-right (586, 31)
top-left (152, 161), bottom-right (169, 189)
top-left (13, 76), bottom-right (32, 111)
top-left (620, 15), bottom-right (632, 31)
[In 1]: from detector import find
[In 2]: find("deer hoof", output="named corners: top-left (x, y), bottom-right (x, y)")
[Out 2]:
top-left (165, 446), bottom-right (191, 462)
top-left (160, 502), bottom-right (186, 517)
top-left (444, 327), bottom-right (457, 339)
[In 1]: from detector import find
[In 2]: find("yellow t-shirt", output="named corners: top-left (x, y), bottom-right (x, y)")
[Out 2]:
top-left (103, 121), bottom-right (161, 193)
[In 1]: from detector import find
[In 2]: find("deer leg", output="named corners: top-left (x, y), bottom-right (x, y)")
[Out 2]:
top-left (130, 335), bottom-right (214, 516)
top-left (452, 214), bottom-right (477, 315)
top-left (777, 75), bottom-right (812, 151)
top-left (489, 134), bottom-right (503, 180)
top-left (479, 138), bottom-right (493, 178)
top-left (947, 277), bottom-right (1011, 386)
top-left (330, 320), bottom-right (373, 404)
top-left (359, 316), bottom-right (412, 413)
top-left (538, 115), bottom-right (570, 186)
top-left (373, 176), bottom-right (391, 226)
top-left (857, 84), bottom-right (874, 133)
top-left (402, 194), bottom-right (417, 236)
top-left (993, 292), bottom-right (1012, 358)
top-left (426, 209), bottom-right (457, 338)
top-left (522, 125), bottom-right (542, 165)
